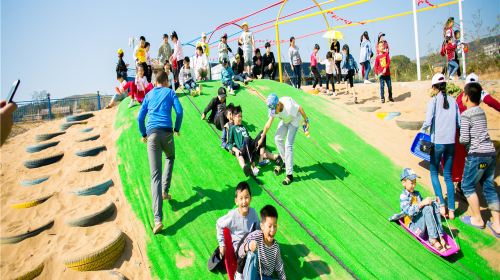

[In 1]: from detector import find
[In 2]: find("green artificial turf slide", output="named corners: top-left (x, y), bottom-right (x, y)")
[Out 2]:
top-left (115, 80), bottom-right (498, 279)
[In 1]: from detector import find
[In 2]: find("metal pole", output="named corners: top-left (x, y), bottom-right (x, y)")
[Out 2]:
top-left (458, 0), bottom-right (466, 78)
top-left (97, 91), bottom-right (101, 110)
top-left (412, 0), bottom-right (421, 81)
top-left (275, 0), bottom-right (288, 83)
top-left (47, 93), bottom-right (52, 120)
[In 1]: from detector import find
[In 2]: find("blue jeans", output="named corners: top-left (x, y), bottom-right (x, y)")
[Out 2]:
top-left (223, 80), bottom-right (240, 91)
top-left (448, 60), bottom-right (458, 78)
top-left (243, 251), bottom-right (272, 280)
top-left (183, 79), bottom-right (198, 91)
top-left (461, 155), bottom-right (499, 211)
top-left (361, 60), bottom-right (371, 80)
top-left (430, 143), bottom-right (455, 211)
top-left (292, 64), bottom-right (302, 88)
top-left (409, 202), bottom-right (445, 240)
top-left (379, 75), bottom-right (392, 100)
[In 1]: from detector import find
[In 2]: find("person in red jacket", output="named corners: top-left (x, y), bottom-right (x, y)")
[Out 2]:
top-left (441, 37), bottom-right (458, 80)
top-left (374, 41), bottom-right (393, 103)
top-left (453, 73), bottom-right (500, 193)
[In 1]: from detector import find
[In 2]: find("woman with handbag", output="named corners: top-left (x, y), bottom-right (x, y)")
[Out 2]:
top-left (330, 39), bottom-right (342, 83)
top-left (420, 73), bottom-right (460, 220)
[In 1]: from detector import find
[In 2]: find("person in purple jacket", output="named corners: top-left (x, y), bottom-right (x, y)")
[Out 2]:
top-left (138, 71), bottom-right (183, 234)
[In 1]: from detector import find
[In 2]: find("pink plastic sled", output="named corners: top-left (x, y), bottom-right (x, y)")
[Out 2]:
top-left (399, 219), bottom-right (460, 257)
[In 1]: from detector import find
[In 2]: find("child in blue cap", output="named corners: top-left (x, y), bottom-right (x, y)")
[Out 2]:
top-left (258, 93), bottom-right (309, 185)
top-left (399, 168), bottom-right (450, 252)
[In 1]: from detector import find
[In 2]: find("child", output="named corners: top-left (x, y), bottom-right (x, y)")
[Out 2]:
top-left (163, 61), bottom-right (176, 91)
top-left (459, 82), bottom-right (500, 238)
top-left (238, 205), bottom-right (286, 280)
top-left (453, 30), bottom-right (462, 78)
top-left (218, 33), bottom-right (232, 64)
top-left (144, 42), bottom-right (153, 83)
top-left (319, 52), bottom-right (335, 96)
top-left (202, 87), bottom-right (227, 130)
top-left (134, 36), bottom-right (147, 68)
top-left (440, 37), bottom-right (458, 80)
top-left (340, 44), bottom-right (359, 103)
top-left (252, 48), bottom-right (263, 79)
top-left (377, 32), bottom-right (390, 54)
top-left (170, 31), bottom-right (184, 82)
top-left (374, 41), bottom-right (394, 103)
top-left (116, 48), bottom-right (128, 80)
top-left (310, 44), bottom-right (322, 91)
top-left (129, 65), bottom-right (151, 108)
top-left (221, 58), bottom-right (241, 95)
top-left (232, 54), bottom-right (252, 84)
top-left (443, 17), bottom-right (454, 39)
top-left (262, 42), bottom-right (276, 80)
top-left (106, 73), bottom-right (130, 109)
top-left (179, 56), bottom-right (201, 96)
top-left (192, 46), bottom-right (208, 81)
top-left (399, 168), bottom-right (450, 252)
top-left (221, 103), bottom-right (235, 150)
top-left (216, 182), bottom-right (260, 279)
top-left (227, 106), bottom-right (281, 177)
top-left (238, 22), bottom-right (255, 75)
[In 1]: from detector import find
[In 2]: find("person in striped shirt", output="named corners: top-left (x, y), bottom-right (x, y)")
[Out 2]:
top-left (459, 82), bottom-right (500, 238)
top-left (238, 205), bottom-right (286, 280)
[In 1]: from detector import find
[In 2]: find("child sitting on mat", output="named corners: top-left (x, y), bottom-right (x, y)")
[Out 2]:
top-left (227, 106), bottom-right (282, 177)
top-left (221, 103), bottom-right (235, 150)
top-left (216, 182), bottom-right (260, 280)
top-left (399, 168), bottom-right (450, 252)
top-left (238, 205), bottom-right (286, 280)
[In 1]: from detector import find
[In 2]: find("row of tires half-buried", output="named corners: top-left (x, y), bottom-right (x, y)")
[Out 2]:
top-left (12, 179), bottom-right (114, 210)
top-left (3, 200), bottom-right (117, 243)
top-left (4, 228), bottom-right (126, 279)
top-left (20, 163), bottom-right (104, 187)
top-left (23, 145), bottom-right (106, 169)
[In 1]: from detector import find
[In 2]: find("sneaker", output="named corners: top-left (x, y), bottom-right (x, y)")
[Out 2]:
top-left (389, 97), bottom-right (394, 102)
top-left (381, 99), bottom-right (385, 104)
top-left (128, 99), bottom-right (137, 108)
top-left (162, 192), bottom-right (171, 200)
top-left (243, 164), bottom-right (252, 177)
top-left (282, 175), bottom-right (293, 185)
top-left (332, 91), bottom-right (337, 97)
top-left (258, 159), bottom-right (270, 166)
top-left (153, 222), bottom-right (163, 234)
top-left (229, 89), bottom-right (235, 96)
top-left (354, 97), bottom-right (358, 104)
top-left (252, 167), bottom-right (259, 176)
top-left (363, 80), bottom-right (372, 84)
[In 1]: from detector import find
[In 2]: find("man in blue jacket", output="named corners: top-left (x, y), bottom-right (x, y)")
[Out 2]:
top-left (138, 71), bottom-right (183, 234)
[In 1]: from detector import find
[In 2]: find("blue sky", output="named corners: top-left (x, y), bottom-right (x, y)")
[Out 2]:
top-left (1, 0), bottom-right (498, 100)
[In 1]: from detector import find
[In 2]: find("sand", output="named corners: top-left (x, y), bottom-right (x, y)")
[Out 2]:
top-left (0, 108), bottom-right (150, 280)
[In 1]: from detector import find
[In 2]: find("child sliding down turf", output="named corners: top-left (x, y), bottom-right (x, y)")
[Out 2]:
top-left (238, 205), bottom-right (286, 280)
top-left (399, 168), bottom-right (450, 252)
top-left (216, 182), bottom-right (260, 280)
top-left (227, 106), bottom-right (283, 177)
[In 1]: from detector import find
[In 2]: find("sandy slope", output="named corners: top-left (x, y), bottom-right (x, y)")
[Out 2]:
top-left (0, 108), bottom-right (150, 279)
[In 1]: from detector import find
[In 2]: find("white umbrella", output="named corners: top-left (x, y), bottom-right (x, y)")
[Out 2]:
top-left (322, 29), bottom-right (344, 40)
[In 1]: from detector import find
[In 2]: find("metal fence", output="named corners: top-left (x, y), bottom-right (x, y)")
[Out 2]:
top-left (13, 92), bottom-right (113, 123)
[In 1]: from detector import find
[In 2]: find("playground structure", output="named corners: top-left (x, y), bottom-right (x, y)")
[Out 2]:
top-left (181, 0), bottom-right (467, 82)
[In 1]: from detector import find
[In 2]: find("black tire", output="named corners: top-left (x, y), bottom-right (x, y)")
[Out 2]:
top-left (81, 127), bottom-right (94, 133)
top-left (61, 121), bottom-right (87, 131)
top-left (358, 106), bottom-right (381, 112)
top-left (66, 201), bottom-right (116, 227)
top-left (67, 113), bottom-right (94, 122)
top-left (75, 146), bottom-right (106, 157)
top-left (0, 220), bottom-right (54, 244)
top-left (20, 176), bottom-right (50, 186)
top-left (26, 141), bottom-right (60, 153)
top-left (73, 179), bottom-right (114, 196)
top-left (35, 132), bottom-right (65, 142)
top-left (13, 261), bottom-right (44, 280)
top-left (79, 164), bottom-right (104, 173)
top-left (396, 120), bottom-right (424, 130)
top-left (24, 153), bottom-right (64, 169)
top-left (77, 134), bottom-right (100, 142)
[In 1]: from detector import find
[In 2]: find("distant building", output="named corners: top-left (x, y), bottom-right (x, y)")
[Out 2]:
top-left (483, 42), bottom-right (499, 56)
